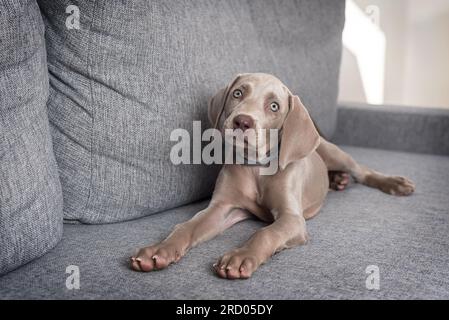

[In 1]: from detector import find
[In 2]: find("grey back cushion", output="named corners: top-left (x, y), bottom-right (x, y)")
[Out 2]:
top-left (38, 0), bottom-right (345, 223)
top-left (0, 0), bottom-right (63, 274)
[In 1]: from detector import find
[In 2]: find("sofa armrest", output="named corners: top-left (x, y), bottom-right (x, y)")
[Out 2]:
top-left (331, 103), bottom-right (449, 155)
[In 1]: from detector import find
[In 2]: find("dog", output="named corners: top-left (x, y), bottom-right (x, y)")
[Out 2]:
top-left (130, 73), bottom-right (415, 279)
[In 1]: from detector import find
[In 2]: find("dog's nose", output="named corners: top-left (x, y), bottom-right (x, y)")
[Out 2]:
top-left (233, 114), bottom-right (254, 132)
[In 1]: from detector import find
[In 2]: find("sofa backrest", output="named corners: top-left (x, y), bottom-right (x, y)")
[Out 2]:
top-left (39, 0), bottom-right (345, 223)
top-left (0, 0), bottom-right (63, 274)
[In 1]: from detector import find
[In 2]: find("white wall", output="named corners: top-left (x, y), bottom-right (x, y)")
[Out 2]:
top-left (338, 0), bottom-right (449, 109)
top-left (402, 1), bottom-right (449, 108)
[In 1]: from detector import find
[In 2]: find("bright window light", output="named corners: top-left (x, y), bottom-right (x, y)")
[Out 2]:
top-left (343, 0), bottom-right (386, 105)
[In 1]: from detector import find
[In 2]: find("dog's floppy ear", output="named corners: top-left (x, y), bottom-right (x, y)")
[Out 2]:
top-left (207, 87), bottom-right (227, 129)
top-left (279, 95), bottom-right (320, 170)
top-left (208, 74), bottom-right (242, 129)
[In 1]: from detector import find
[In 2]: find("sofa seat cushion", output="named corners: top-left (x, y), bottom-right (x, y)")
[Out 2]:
top-left (1, 146), bottom-right (448, 299)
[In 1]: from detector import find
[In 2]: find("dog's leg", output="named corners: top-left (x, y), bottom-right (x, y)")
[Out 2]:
top-left (131, 202), bottom-right (250, 272)
top-left (316, 138), bottom-right (415, 196)
top-left (214, 209), bottom-right (308, 279)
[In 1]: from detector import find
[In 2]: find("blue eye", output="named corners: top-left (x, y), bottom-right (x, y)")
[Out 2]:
top-left (270, 102), bottom-right (279, 112)
top-left (233, 89), bottom-right (242, 98)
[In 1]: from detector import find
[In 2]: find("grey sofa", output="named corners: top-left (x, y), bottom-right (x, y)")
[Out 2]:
top-left (1, 0), bottom-right (449, 299)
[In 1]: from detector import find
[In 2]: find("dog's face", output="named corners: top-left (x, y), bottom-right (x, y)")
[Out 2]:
top-left (208, 73), bottom-right (320, 169)
top-left (209, 73), bottom-right (290, 156)
top-left (222, 73), bottom-right (290, 134)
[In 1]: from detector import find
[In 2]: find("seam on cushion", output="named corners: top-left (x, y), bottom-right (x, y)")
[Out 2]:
top-left (84, 1), bottom-right (99, 222)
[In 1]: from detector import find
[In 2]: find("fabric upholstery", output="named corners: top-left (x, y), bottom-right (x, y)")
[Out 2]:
top-left (333, 103), bottom-right (449, 156)
top-left (1, 146), bottom-right (448, 299)
top-left (0, 0), bottom-right (63, 275)
top-left (37, 0), bottom-right (345, 223)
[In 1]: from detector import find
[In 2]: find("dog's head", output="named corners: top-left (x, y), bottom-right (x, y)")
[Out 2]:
top-left (208, 73), bottom-right (320, 169)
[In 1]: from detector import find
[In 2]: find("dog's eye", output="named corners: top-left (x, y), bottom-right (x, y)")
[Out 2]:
top-left (232, 89), bottom-right (243, 98)
top-left (270, 102), bottom-right (279, 112)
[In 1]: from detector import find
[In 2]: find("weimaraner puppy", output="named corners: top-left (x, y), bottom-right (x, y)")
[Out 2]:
top-left (130, 73), bottom-right (415, 279)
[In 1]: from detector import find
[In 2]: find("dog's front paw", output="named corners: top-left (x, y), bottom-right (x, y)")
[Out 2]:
top-left (130, 242), bottom-right (184, 272)
top-left (213, 248), bottom-right (261, 280)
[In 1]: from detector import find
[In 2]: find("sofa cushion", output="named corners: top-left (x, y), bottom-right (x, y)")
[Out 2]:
top-left (333, 103), bottom-right (449, 156)
top-left (1, 146), bottom-right (448, 299)
top-left (37, 0), bottom-right (345, 223)
top-left (0, 0), bottom-right (63, 275)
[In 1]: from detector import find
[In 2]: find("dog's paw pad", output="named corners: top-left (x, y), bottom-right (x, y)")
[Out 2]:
top-left (329, 171), bottom-right (350, 191)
